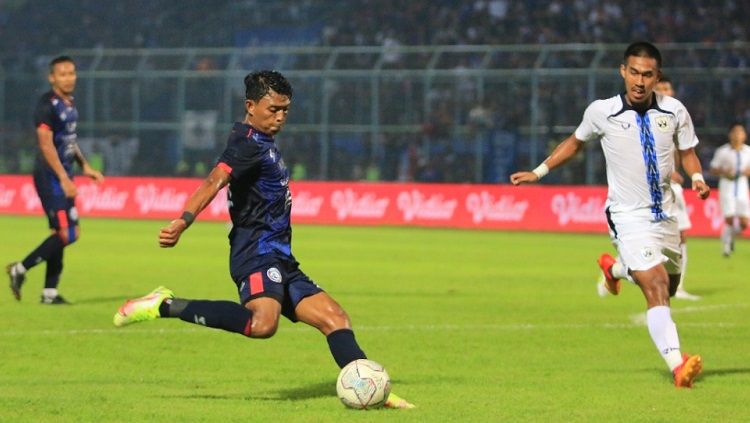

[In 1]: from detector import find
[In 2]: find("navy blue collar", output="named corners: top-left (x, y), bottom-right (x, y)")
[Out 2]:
top-left (609, 92), bottom-right (673, 118)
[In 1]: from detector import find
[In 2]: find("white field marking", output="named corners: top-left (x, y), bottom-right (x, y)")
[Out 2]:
top-left (628, 303), bottom-right (749, 326)
top-left (0, 321), bottom-right (744, 338)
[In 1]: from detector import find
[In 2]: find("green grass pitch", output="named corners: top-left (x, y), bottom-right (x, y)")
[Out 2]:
top-left (0, 215), bottom-right (748, 422)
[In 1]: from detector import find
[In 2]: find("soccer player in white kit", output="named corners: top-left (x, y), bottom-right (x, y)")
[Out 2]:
top-left (596, 76), bottom-right (701, 300)
top-left (511, 42), bottom-right (710, 388)
top-left (709, 123), bottom-right (750, 256)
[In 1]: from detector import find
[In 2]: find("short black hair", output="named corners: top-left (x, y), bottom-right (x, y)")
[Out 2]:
top-left (623, 42), bottom-right (662, 68)
top-left (659, 75), bottom-right (671, 84)
top-left (729, 121), bottom-right (745, 132)
top-left (49, 55), bottom-right (75, 73)
top-left (244, 70), bottom-right (293, 101)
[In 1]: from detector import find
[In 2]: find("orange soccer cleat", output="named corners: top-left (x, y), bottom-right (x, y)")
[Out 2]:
top-left (673, 353), bottom-right (702, 388)
top-left (597, 253), bottom-right (621, 295)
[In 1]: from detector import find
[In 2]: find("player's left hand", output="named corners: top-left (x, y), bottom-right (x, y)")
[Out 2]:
top-left (83, 164), bottom-right (104, 184)
top-left (693, 180), bottom-right (710, 200)
top-left (510, 171), bottom-right (539, 186)
top-left (159, 219), bottom-right (188, 248)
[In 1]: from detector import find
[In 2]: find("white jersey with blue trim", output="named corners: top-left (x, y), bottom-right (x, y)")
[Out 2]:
top-left (574, 93), bottom-right (698, 218)
top-left (709, 143), bottom-right (750, 199)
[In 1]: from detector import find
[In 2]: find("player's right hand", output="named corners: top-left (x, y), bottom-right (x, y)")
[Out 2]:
top-left (61, 177), bottom-right (77, 198)
top-left (159, 219), bottom-right (188, 248)
top-left (510, 171), bottom-right (539, 186)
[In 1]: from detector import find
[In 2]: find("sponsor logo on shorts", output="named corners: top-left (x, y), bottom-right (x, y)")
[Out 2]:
top-left (267, 267), bottom-right (282, 283)
top-left (641, 247), bottom-right (654, 260)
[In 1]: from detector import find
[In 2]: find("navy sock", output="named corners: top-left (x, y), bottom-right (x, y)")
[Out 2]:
top-left (44, 248), bottom-right (63, 289)
top-left (174, 300), bottom-right (254, 336)
top-left (21, 235), bottom-right (65, 271)
top-left (327, 329), bottom-right (367, 368)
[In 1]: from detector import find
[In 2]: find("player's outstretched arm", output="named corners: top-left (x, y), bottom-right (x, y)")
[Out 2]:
top-left (680, 148), bottom-right (710, 200)
top-left (159, 165), bottom-right (231, 248)
top-left (510, 134), bottom-right (584, 185)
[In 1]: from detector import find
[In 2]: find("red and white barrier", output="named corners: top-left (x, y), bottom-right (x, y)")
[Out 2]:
top-left (0, 175), bottom-right (724, 236)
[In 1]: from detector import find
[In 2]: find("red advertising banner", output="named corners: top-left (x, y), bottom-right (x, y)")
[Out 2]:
top-left (0, 175), bottom-right (725, 236)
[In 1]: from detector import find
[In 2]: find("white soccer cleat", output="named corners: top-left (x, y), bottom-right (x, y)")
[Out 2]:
top-left (674, 289), bottom-right (701, 301)
top-left (596, 272), bottom-right (610, 297)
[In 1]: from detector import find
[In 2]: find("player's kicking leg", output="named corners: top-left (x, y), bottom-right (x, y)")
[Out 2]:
top-left (596, 253), bottom-right (634, 295)
top-left (294, 291), bottom-right (415, 409)
top-left (113, 286), bottom-right (175, 326)
top-left (114, 286), bottom-right (269, 338)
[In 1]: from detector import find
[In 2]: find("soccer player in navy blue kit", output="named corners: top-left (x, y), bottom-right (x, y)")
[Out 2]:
top-left (6, 56), bottom-right (104, 304)
top-left (113, 71), bottom-right (413, 409)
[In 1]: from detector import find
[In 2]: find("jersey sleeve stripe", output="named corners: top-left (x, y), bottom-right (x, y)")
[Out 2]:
top-left (216, 162), bottom-right (233, 174)
top-left (249, 272), bottom-right (264, 296)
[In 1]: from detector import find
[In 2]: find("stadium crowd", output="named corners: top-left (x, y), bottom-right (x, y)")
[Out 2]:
top-left (0, 0), bottom-right (749, 182)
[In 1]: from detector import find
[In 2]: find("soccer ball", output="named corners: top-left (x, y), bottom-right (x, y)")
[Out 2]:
top-left (336, 359), bottom-right (391, 409)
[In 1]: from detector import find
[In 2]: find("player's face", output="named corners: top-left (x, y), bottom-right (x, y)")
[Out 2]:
top-left (620, 56), bottom-right (661, 107)
top-left (655, 81), bottom-right (674, 97)
top-left (245, 89), bottom-right (291, 135)
top-left (48, 61), bottom-right (77, 97)
top-left (729, 125), bottom-right (747, 147)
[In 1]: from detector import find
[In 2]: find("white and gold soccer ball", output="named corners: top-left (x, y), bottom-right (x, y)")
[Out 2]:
top-left (336, 359), bottom-right (391, 409)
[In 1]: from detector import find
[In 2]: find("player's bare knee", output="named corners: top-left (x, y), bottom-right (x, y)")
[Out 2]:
top-left (249, 318), bottom-right (278, 339)
top-left (324, 306), bottom-right (352, 333)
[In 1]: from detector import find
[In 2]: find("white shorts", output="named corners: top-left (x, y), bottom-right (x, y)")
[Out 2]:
top-left (719, 189), bottom-right (750, 218)
top-left (670, 183), bottom-right (692, 231)
top-left (606, 209), bottom-right (682, 274)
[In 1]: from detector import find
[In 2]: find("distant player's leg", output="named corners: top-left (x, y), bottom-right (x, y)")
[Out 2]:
top-left (294, 288), bottom-right (414, 409)
top-left (737, 216), bottom-right (749, 250)
top-left (7, 187), bottom-right (76, 302)
top-left (721, 216), bottom-right (734, 257)
top-left (674, 232), bottom-right (700, 301)
top-left (633, 265), bottom-right (701, 388)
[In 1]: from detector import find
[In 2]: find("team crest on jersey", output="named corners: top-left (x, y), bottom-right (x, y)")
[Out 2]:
top-left (654, 116), bottom-right (671, 133)
top-left (267, 267), bottom-right (282, 283)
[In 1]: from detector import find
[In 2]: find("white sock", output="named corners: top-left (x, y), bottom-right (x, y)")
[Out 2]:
top-left (646, 306), bottom-right (683, 371)
top-left (721, 225), bottom-right (732, 247)
top-left (13, 262), bottom-right (27, 274)
top-left (42, 288), bottom-right (58, 298)
top-left (677, 243), bottom-right (687, 291)
top-left (611, 260), bottom-right (629, 279)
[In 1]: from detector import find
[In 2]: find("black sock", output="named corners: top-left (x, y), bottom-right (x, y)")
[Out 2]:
top-left (159, 298), bottom-right (189, 317)
top-left (169, 300), bottom-right (253, 336)
top-left (327, 328), bottom-right (367, 368)
top-left (21, 235), bottom-right (65, 271)
top-left (44, 248), bottom-right (63, 289)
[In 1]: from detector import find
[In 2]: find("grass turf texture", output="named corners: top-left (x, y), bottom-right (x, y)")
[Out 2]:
top-left (0, 215), bottom-right (748, 422)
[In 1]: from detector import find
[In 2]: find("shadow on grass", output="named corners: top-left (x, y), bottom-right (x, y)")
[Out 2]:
top-left (72, 295), bottom-right (131, 305)
top-left (700, 367), bottom-right (750, 379)
top-left (161, 381), bottom-right (333, 402)
top-left (162, 379), bottom-right (412, 402)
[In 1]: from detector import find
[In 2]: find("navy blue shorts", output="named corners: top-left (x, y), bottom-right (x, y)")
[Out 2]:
top-left (235, 260), bottom-right (324, 322)
top-left (33, 170), bottom-right (79, 238)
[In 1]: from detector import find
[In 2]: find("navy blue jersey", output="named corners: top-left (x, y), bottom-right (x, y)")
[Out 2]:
top-left (217, 122), bottom-right (294, 281)
top-left (33, 90), bottom-right (78, 178)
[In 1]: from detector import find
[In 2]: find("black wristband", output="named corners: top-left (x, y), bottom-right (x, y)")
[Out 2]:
top-left (180, 211), bottom-right (195, 227)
